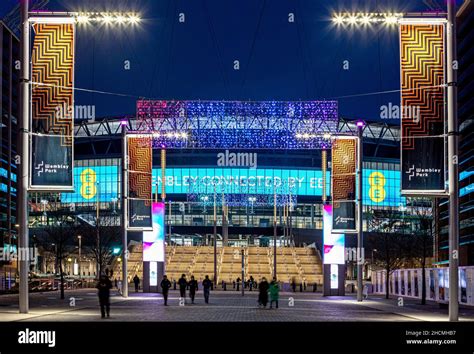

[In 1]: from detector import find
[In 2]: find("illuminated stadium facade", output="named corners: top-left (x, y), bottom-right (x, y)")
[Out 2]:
top-left (28, 112), bottom-right (421, 252)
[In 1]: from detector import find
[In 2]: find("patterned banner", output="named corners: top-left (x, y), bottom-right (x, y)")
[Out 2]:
top-left (331, 137), bottom-right (357, 232)
top-left (127, 135), bottom-right (153, 230)
top-left (30, 22), bottom-right (75, 190)
top-left (400, 23), bottom-right (446, 195)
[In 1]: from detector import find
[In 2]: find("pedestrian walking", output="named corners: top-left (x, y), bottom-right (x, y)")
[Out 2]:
top-left (160, 275), bottom-right (172, 306)
top-left (236, 277), bottom-right (241, 291)
top-left (202, 275), bottom-right (212, 304)
top-left (189, 275), bottom-right (198, 304)
top-left (269, 277), bottom-right (279, 309)
top-left (258, 277), bottom-right (269, 308)
top-left (299, 283), bottom-right (303, 292)
top-left (173, 279), bottom-right (177, 290)
top-left (291, 278), bottom-right (296, 292)
top-left (178, 274), bottom-right (187, 301)
top-left (248, 276), bottom-right (254, 292)
top-left (133, 275), bottom-right (140, 292)
top-left (97, 274), bottom-right (112, 318)
top-left (117, 279), bottom-right (122, 295)
top-left (233, 280), bottom-right (236, 289)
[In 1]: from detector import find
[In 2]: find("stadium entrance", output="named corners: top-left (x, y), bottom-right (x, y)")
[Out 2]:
top-left (122, 100), bottom-right (343, 293)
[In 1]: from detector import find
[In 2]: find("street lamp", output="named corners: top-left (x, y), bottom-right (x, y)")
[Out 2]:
top-left (77, 235), bottom-right (82, 282)
top-left (334, 6), bottom-right (459, 321)
top-left (356, 119), bottom-right (365, 302)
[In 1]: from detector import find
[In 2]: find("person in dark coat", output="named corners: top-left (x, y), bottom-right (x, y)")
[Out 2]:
top-left (178, 274), bottom-right (188, 301)
top-left (202, 275), bottom-right (212, 304)
top-left (236, 277), bottom-right (241, 291)
top-left (173, 279), bottom-right (177, 290)
top-left (160, 275), bottom-right (172, 306)
top-left (291, 278), bottom-right (296, 292)
top-left (258, 277), bottom-right (269, 308)
top-left (188, 275), bottom-right (198, 304)
top-left (248, 276), bottom-right (254, 291)
top-left (97, 274), bottom-right (112, 318)
top-left (133, 275), bottom-right (140, 292)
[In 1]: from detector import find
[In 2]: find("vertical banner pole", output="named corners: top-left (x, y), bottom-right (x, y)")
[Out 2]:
top-left (121, 126), bottom-right (128, 298)
top-left (357, 126), bottom-right (364, 302)
top-left (160, 148), bottom-right (166, 275)
top-left (241, 248), bottom-right (245, 296)
top-left (447, 0), bottom-right (459, 322)
top-left (322, 150), bottom-right (327, 204)
top-left (273, 188), bottom-right (277, 278)
top-left (19, 0), bottom-right (30, 314)
top-left (213, 187), bottom-right (217, 286)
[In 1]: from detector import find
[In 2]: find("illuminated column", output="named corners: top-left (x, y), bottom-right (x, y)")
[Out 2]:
top-left (161, 149), bottom-right (166, 200)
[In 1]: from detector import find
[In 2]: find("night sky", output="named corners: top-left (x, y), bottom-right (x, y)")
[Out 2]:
top-left (0, 0), bottom-right (457, 121)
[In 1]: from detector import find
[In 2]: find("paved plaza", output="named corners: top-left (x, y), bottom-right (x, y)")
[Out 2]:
top-left (1, 289), bottom-right (473, 322)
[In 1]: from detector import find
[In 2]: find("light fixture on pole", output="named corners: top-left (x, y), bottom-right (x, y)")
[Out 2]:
top-left (356, 119), bottom-right (365, 302)
top-left (18, 0), bottom-right (30, 314)
top-left (121, 121), bottom-right (128, 298)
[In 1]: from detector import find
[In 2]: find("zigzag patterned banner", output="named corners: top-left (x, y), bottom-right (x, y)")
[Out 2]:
top-left (400, 23), bottom-right (447, 195)
top-left (30, 21), bottom-right (75, 190)
top-left (127, 135), bottom-right (153, 230)
top-left (331, 137), bottom-right (357, 233)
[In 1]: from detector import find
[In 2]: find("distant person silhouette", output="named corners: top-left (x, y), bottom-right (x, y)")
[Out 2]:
top-left (97, 274), bottom-right (112, 318)
top-left (269, 277), bottom-right (279, 309)
top-left (258, 277), bottom-right (269, 308)
top-left (160, 275), bottom-right (172, 306)
top-left (133, 275), bottom-right (140, 292)
top-left (178, 274), bottom-right (188, 301)
top-left (202, 275), bottom-right (212, 304)
top-left (189, 275), bottom-right (198, 304)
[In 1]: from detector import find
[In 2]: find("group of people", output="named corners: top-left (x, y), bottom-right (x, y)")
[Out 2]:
top-left (257, 277), bottom-right (280, 309)
top-left (95, 273), bottom-right (281, 318)
top-left (160, 274), bottom-right (213, 306)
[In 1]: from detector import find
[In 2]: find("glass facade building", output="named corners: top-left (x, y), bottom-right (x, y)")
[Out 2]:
top-left (0, 22), bottom-right (19, 258)
top-left (436, 3), bottom-right (474, 266)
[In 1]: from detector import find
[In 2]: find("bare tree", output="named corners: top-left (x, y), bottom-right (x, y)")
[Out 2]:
top-left (407, 198), bottom-right (434, 305)
top-left (78, 220), bottom-right (120, 278)
top-left (368, 208), bottom-right (410, 299)
top-left (36, 214), bottom-right (78, 299)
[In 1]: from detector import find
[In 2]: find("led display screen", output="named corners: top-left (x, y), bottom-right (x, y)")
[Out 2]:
top-left (143, 202), bottom-right (165, 262)
top-left (323, 204), bottom-right (345, 265)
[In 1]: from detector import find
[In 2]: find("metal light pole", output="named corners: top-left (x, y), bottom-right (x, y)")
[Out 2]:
top-left (241, 248), bottom-right (245, 296)
top-left (96, 181), bottom-right (100, 277)
top-left (18, 0), bottom-right (30, 314)
top-left (357, 121), bottom-right (364, 302)
top-left (213, 189), bottom-right (217, 286)
top-left (121, 123), bottom-right (128, 297)
top-left (273, 189), bottom-right (277, 278)
top-left (78, 235), bottom-right (82, 281)
top-left (447, 0), bottom-right (459, 322)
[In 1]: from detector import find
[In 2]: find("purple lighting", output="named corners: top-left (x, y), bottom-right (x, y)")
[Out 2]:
top-left (135, 100), bottom-right (339, 150)
top-left (120, 120), bottom-right (128, 126)
top-left (356, 120), bottom-right (365, 128)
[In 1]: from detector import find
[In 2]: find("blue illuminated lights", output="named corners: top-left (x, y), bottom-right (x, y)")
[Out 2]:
top-left (187, 193), bottom-right (298, 208)
top-left (136, 100), bottom-right (338, 149)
